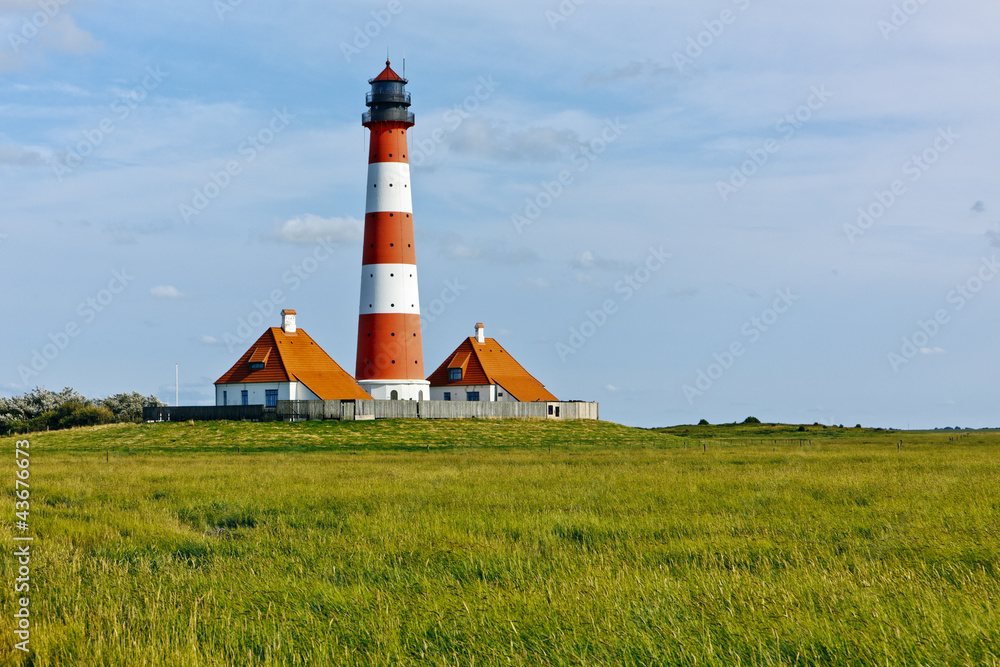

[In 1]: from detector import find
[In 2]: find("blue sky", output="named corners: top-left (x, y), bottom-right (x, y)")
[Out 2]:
top-left (2, 0), bottom-right (998, 428)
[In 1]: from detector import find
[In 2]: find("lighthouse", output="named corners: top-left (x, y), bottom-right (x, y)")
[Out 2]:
top-left (355, 60), bottom-right (430, 401)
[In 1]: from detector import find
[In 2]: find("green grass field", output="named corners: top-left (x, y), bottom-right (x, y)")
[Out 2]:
top-left (2, 420), bottom-right (999, 666)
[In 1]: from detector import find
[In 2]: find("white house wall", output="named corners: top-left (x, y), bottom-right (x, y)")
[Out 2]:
top-left (215, 381), bottom-right (319, 406)
top-left (429, 384), bottom-right (516, 401)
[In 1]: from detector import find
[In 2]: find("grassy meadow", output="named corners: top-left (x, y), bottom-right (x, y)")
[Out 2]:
top-left (2, 419), bottom-right (999, 665)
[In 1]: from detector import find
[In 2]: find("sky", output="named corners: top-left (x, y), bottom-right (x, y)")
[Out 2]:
top-left (1, 0), bottom-right (998, 429)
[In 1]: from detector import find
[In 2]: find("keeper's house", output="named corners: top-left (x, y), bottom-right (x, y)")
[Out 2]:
top-left (215, 310), bottom-right (371, 406)
top-left (427, 323), bottom-right (557, 402)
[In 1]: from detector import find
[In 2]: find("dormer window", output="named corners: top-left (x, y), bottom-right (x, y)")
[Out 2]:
top-left (248, 347), bottom-right (269, 371)
top-left (448, 367), bottom-right (462, 381)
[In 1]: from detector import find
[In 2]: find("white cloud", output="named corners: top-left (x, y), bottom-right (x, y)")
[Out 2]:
top-left (0, 5), bottom-right (101, 71)
top-left (449, 117), bottom-right (582, 162)
top-left (150, 285), bottom-right (183, 299)
top-left (273, 215), bottom-right (362, 245)
top-left (989, 226), bottom-right (1000, 248)
top-left (37, 14), bottom-right (101, 55)
top-left (919, 347), bottom-right (946, 356)
top-left (572, 250), bottom-right (629, 271)
top-left (518, 277), bottom-right (551, 291)
top-left (665, 288), bottom-right (699, 300)
top-left (200, 335), bottom-right (223, 345)
top-left (432, 231), bottom-right (539, 265)
top-left (583, 59), bottom-right (675, 90)
top-left (0, 144), bottom-right (50, 167)
top-left (443, 239), bottom-right (480, 260)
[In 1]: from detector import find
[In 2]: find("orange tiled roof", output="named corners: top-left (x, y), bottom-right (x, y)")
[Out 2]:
top-left (215, 328), bottom-right (371, 400)
top-left (427, 337), bottom-right (557, 402)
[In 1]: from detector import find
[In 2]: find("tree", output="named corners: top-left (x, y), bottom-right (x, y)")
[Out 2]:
top-left (698, 419), bottom-right (709, 426)
top-left (100, 392), bottom-right (165, 422)
top-left (0, 387), bottom-right (166, 434)
top-left (0, 387), bottom-right (89, 434)
top-left (742, 416), bottom-right (761, 425)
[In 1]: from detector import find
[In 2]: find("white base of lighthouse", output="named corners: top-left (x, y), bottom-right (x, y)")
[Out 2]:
top-left (359, 379), bottom-right (431, 401)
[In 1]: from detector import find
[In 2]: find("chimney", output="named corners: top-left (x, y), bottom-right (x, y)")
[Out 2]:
top-left (475, 322), bottom-right (485, 344)
top-left (281, 309), bottom-right (297, 334)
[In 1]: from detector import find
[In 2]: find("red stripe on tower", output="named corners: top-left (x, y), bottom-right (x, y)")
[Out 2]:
top-left (355, 60), bottom-right (430, 401)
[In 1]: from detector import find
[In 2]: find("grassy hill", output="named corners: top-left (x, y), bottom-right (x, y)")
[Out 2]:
top-left (2, 420), bottom-right (998, 665)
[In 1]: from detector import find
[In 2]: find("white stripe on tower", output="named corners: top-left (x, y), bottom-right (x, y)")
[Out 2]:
top-left (365, 162), bottom-right (412, 213)
top-left (358, 263), bottom-right (420, 314)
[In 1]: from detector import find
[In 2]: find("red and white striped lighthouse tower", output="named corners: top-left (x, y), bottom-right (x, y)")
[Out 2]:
top-left (355, 60), bottom-right (429, 401)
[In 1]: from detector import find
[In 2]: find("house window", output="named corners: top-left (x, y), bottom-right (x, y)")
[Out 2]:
top-left (222, 390), bottom-right (227, 406)
top-left (443, 392), bottom-right (451, 401)
top-left (548, 405), bottom-right (554, 415)
top-left (249, 361), bottom-right (264, 371)
top-left (448, 368), bottom-right (462, 381)
top-left (498, 392), bottom-right (503, 398)
top-left (555, 406), bottom-right (560, 417)
top-left (241, 390), bottom-right (248, 406)
top-left (265, 390), bottom-right (278, 408)
top-left (390, 390), bottom-right (399, 400)
top-left (467, 391), bottom-right (480, 402)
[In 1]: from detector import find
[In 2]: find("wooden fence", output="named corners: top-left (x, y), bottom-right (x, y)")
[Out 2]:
top-left (275, 400), bottom-right (599, 422)
top-left (144, 401), bottom-right (598, 423)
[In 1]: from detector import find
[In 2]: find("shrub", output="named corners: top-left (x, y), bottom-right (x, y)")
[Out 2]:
top-left (742, 416), bottom-right (761, 425)
top-left (698, 419), bottom-right (709, 426)
top-left (58, 405), bottom-right (115, 429)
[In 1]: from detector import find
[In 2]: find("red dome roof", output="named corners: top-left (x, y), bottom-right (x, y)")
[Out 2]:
top-left (370, 60), bottom-right (405, 83)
